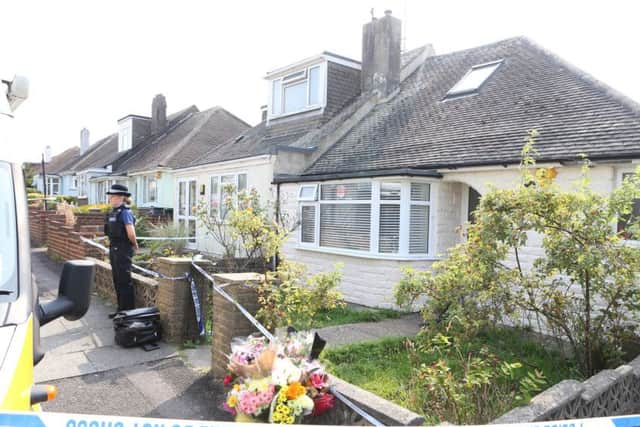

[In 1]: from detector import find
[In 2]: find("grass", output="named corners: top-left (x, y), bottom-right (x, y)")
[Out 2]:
top-left (321, 327), bottom-right (580, 424)
top-left (293, 305), bottom-right (404, 330)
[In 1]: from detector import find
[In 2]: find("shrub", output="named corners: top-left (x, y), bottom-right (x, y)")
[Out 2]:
top-left (74, 204), bottom-right (111, 213)
top-left (145, 222), bottom-right (188, 256)
top-left (395, 130), bottom-right (640, 376)
top-left (256, 261), bottom-right (345, 330)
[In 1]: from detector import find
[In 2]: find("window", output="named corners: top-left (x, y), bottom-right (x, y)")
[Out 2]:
top-left (118, 119), bottom-right (133, 152)
top-left (143, 175), bottom-right (157, 204)
top-left (298, 185), bottom-right (318, 201)
top-left (47, 176), bottom-right (60, 195)
top-left (299, 180), bottom-right (434, 257)
top-left (209, 172), bottom-right (248, 219)
top-left (270, 64), bottom-right (323, 117)
top-left (71, 176), bottom-right (78, 189)
top-left (446, 60), bottom-right (502, 98)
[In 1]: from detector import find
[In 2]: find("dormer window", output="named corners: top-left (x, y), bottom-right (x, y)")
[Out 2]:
top-left (270, 64), bottom-right (324, 117)
top-left (445, 60), bottom-right (503, 99)
top-left (118, 117), bottom-right (133, 152)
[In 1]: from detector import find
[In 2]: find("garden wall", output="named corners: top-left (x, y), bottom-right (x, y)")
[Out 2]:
top-left (89, 257), bottom-right (158, 308)
top-left (494, 356), bottom-right (640, 423)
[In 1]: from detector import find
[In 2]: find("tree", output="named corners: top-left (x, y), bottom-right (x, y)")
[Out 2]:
top-left (395, 130), bottom-right (640, 376)
top-left (195, 185), bottom-right (291, 272)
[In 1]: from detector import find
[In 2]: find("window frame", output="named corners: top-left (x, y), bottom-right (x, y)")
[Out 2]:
top-left (297, 178), bottom-right (438, 260)
top-left (269, 62), bottom-right (325, 119)
top-left (445, 59), bottom-right (503, 99)
top-left (143, 175), bottom-right (158, 204)
top-left (47, 176), bottom-right (60, 195)
top-left (208, 171), bottom-right (249, 220)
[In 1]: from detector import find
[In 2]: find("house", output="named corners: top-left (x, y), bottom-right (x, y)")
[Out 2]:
top-left (32, 145), bottom-right (81, 196)
top-left (59, 95), bottom-right (249, 211)
top-left (173, 14), bottom-right (432, 254)
top-left (270, 13), bottom-right (640, 307)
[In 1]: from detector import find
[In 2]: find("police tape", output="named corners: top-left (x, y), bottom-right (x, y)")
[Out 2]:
top-left (189, 261), bottom-right (275, 341)
top-left (2, 410), bottom-right (640, 427)
top-left (188, 261), bottom-right (385, 426)
top-left (78, 236), bottom-right (186, 281)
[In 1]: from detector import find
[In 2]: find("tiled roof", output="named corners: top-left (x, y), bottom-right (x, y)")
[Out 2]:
top-left (112, 107), bottom-right (249, 174)
top-left (303, 37), bottom-right (640, 176)
top-left (187, 47), bottom-right (430, 168)
top-left (44, 146), bottom-right (81, 174)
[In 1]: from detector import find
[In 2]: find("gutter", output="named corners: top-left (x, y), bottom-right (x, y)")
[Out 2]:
top-left (273, 168), bottom-right (442, 184)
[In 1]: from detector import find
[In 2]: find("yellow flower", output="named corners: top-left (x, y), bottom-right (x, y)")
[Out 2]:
top-left (285, 382), bottom-right (306, 400)
top-left (233, 384), bottom-right (240, 392)
top-left (227, 395), bottom-right (237, 408)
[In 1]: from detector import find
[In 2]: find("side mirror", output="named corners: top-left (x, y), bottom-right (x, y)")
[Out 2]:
top-left (38, 260), bottom-right (95, 326)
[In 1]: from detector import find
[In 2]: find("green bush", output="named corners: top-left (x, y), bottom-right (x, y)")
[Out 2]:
top-left (256, 261), bottom-right (345, 330)
top-left (146, 221), bottom-right (188, 256)
top-left (74, 204), bottom-right (111, 213)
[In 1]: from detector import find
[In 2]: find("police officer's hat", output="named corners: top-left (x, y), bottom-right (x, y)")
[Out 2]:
top-left (106, 184), bottom-right (131, 197)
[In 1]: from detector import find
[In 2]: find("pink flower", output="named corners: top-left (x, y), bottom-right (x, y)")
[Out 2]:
top-left (310, 372), bottom-right (328, 389)
top-left (222, 402), bottom-right (237, 416)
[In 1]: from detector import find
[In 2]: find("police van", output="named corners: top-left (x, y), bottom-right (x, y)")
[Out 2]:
top-left (0, 76), bottom-right (95, 411)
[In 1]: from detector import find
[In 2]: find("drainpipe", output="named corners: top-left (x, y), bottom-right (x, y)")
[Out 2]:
top-left (273, 182), bottom-right (281, 271)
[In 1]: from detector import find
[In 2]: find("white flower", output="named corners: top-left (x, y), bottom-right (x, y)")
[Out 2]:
top-left (271, 357), bottom-right (302, 386)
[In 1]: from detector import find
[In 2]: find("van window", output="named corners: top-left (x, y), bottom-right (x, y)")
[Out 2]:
top-left (0, 162), bottom-right (18, 302)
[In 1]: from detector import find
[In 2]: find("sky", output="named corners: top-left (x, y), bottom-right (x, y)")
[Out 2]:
top-left (1, 0), bottom-right (639, 164)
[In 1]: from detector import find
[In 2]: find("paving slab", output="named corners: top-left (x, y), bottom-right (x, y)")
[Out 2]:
top-left (35, 352), bottom-right (95, 383)
top-left (85, 344), bottom-right (178, 372)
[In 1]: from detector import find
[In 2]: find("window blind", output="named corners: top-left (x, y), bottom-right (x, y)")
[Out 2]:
top-left (320, 204), bottom-right (371, 251)
top-left (409, 205), bottom-right (429, 254)
top-left (379, 204), bottom-right (400, 253)
top-left (301, 206), bottom-right (316, 244)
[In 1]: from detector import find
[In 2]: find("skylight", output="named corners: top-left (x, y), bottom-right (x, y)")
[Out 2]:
top-left (446, 60), bottom-right (503, 98)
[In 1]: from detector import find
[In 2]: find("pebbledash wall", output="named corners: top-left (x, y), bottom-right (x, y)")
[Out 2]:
top-left (280, 162), bottom-right (636, 308)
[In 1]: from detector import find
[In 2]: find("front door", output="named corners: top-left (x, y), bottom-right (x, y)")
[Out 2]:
top-left (177, 178), bottom-right (197, 249)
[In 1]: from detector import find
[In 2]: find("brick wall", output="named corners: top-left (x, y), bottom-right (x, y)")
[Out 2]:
top-left (29, 206), bottom-right (54, 247)
top-left (90, 257), bottom-right (158, 308)
top-left (46, 214), bottom-right (105, 262)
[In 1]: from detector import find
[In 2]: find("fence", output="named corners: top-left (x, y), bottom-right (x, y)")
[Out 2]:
top-left (493, 356), bottom-right (640, 423)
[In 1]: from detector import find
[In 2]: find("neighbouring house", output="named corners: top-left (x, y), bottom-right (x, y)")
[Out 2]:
top-left (270, 13), bottom-right (640, 307)
top-left (57, 95), bottom-right (249, 213)
top-left (173, 15), bottom-right (432, 254)
top-left (31, 145), bottom-right (81, 197)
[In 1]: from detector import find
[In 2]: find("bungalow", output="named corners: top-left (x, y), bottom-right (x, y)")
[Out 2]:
top-left (59, 95), bottom-right (249, 211)
top-left (270, 13), bottom-right (640, 307)
top-left (173, 16), bottom-right (431, 254)
top-left (32, 145), bottom-right (81, 197)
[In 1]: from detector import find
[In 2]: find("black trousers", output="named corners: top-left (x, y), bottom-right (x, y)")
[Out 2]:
top-left (109, 243), bottom-right (135, 311)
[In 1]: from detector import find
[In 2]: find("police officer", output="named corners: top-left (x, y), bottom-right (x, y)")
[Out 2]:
top-left (104, 184), bottom-right (138, 318)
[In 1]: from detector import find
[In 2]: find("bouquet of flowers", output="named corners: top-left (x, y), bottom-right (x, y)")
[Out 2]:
top-left (222, 330), bottom-right (336, 424)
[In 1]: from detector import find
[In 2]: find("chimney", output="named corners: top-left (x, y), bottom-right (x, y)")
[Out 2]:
top-left (361, 10), bottom-right (401, 97)
top-left (151, 94), bottom-right (167, 134)
top-left (44, 145), bottom-right (52, 163)
top-left (80, 128), bottom-right (90, 155)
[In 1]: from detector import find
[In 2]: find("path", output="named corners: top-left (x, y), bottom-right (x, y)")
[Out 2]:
top-left (32, 248), bottom-right (230, 420)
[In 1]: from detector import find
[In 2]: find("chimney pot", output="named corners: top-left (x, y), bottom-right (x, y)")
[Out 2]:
top-left (384, 9), bottom-right (392, 16)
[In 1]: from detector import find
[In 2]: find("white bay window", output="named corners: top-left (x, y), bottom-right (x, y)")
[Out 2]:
top-left (298, 180), bottom-right (435, 258)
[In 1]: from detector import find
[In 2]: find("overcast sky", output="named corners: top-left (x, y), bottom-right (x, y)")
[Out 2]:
top-left (1, 0), bottom-right (639, 164)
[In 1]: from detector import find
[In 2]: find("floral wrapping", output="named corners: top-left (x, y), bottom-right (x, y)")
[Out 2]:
top-left (222, 331), bottom-right (335, 424)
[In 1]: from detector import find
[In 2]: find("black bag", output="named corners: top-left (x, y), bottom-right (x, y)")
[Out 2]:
top-left (113, 307), bottom-right (162, 348)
